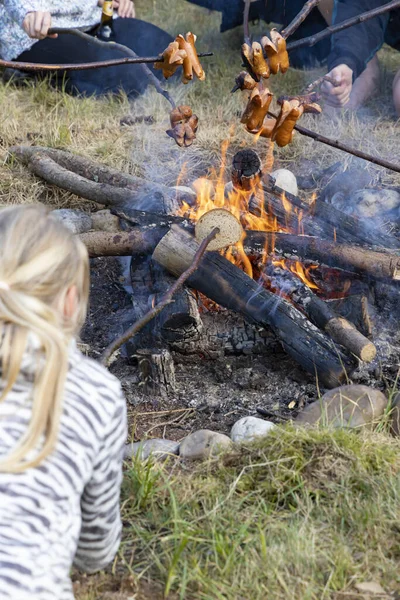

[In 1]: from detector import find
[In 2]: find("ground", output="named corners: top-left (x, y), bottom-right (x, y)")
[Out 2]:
top-left (1, 0), bottom-right (400, 598)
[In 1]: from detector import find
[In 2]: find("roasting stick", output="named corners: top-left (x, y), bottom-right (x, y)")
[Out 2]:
top-left (286, 0), bottom-right (400, 50)
top-left (1, 53), bottom-right (213, 73)
top-left (262, 264), bottom-right (376, 362)
top-left (281, 0), bottom-right (322, 39)
top-left (266, 110), bottom-right (400, 174)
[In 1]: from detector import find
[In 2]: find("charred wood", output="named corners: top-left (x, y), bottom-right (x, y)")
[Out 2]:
top-left (136, 349), bottom-right (176, 398)
top-left (153, 225), bottom-right (356, 388)
top-left (244, 231), bottom-right (400, 282)
top-left (263, 264), bottom-right (376, 362)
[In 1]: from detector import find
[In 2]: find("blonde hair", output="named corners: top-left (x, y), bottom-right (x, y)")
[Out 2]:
top-left (0, 204), bottom-right (89, 472)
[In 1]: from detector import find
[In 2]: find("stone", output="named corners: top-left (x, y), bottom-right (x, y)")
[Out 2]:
top-left (389, 392), bottom-right (400, 437)
top-left (349, 188), bottom-right (400, 219)
top-left (295, 385), bottom-right (388, 429)
top-left (321, 167), bottom-right (372, 204)
top-left (91, 209), bottom-right (121, 232)
top-left (123, 438), bottom-right (179, 461)
top-left (52, 209), bottom-right (92, 234)
top-left (179, 430), bottom-right (232, 460)
top-left (270, 169), bottom-right (298, 196)
top-left (231, 416), bottom-right (276, 443)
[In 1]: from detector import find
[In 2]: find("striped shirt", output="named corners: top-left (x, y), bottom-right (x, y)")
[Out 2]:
top-left (0, 340), bottom-right (127, 600)
top-left (0, 0), bottom-right (103, 61)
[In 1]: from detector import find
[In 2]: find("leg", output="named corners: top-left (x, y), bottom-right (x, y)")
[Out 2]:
top-left (16, 19), bottom-right (173, 98)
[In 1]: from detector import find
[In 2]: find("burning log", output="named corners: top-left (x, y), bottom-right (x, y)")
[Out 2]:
top-left (153, 225), bottom-right (356, 388)
top-left (244, 232), bottom-right (400, 282)
top-left (231, 149), bottom-right (262, 192)
top-left (263, 262), bottom-right (376, 362)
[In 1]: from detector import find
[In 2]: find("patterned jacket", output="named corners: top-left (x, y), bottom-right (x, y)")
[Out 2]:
top-left (0, 340), bottom-right (127, 599)
top-left (0, 0), bottom-right (102, 60)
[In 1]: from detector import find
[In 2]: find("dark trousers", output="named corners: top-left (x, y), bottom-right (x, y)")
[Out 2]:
top-left (16, 18), bottom-right (173, 98)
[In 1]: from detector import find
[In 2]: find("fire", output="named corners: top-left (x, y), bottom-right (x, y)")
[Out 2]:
top-left (176, 141), bottom-right (319, 292)
top-left (272, 258), bottom-right (319, 290)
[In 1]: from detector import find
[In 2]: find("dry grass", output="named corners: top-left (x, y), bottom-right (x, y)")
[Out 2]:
top-left (1, 0), bottom-right (400, 210)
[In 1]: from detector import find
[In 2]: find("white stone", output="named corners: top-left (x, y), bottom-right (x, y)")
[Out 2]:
top-left (123, 438), bottom-right (179, 461)
top-left (270, 169), bottom-right (298, 196)
top-left (179, 430), bottom-right (232, 460)
top-left (231, 416), bottom-right (276, 443)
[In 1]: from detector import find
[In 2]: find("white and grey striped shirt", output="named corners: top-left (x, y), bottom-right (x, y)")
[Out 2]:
top-left (0, 340), bottom-right (127, 600)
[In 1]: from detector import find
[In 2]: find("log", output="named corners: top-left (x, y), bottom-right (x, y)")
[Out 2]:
top-left (252, 175), bottom-right (400, 249)
top-left (244, 231), bottom-right (400, 282)
top-left (136, 349), bottom-right (176, 398)
top-left (263, 263), bottom-right (376, 362)
top-left (79, 229), bottom-right (163, 257)
top-left (154, 285), bottom-right (203, 348)
top-left (153, 225), bottom-right (356, 388)
top-left (231, 148), bottom-right (262, 191)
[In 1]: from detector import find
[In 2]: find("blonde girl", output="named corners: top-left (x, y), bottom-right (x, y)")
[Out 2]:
top-left (0, 205), bottom-right (127, 600)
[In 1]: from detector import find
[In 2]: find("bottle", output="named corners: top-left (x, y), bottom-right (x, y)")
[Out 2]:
top-left (96, 0), bottom-right (115, 41)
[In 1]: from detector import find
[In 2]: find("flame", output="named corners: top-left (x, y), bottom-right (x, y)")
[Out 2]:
top-left (271, 258), bottom-right (319, 290)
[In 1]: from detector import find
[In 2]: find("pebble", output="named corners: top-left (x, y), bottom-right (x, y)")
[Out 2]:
top-left (123, 438), bottom-right (180, 461)
top-left (179, 430), bottom-right (232, 460)
top-left (231, 416), bottom-right (276, 443)
top-left (350, 188), bottom-right (400, 219)
top-left (295, 384), bottom-right (388, 429)
top-left (52, 209), bottom-right (92, 234)
top-left (270, 169), bottom-right (298, 196)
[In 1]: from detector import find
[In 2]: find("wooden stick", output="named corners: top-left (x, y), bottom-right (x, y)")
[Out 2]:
top-left (3, 54), bottom-right (213, 73)
top-left (244, 231), bottom-right (400, 281)
top-left (281, 0), bottom-right (322, 39)
top-left (267, 110), bottom-right (400, 174)
top-left (262, 263), bottom-right (376, 362)
top-left (304, 74), bottom-right (338, 93)
top-left (243, 0), bottom-right (251, 45)
top-left (286, 0), bottom-right (400, 51)
top-left (101, 227), bottom-right (219, 366)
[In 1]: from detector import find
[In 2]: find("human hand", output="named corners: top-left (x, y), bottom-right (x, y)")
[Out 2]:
top-left (22, 11), bottom-right (57, 40)
top-left (321, 65), bottom-right (353, 107)
top-left (114, 0), bottom-right (135, 18)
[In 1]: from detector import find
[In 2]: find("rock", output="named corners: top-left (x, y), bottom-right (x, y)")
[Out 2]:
top-left (349, 188), bottom-right (400, 219)
top-left (231, 416), bottom-right (276, 443)
top-left (123, 438), bottom-right (180, 461)
top-left (389, 392), bottom-right (400, 436)
top-left (321, 167), bottom-right (372, 204)
top-left (269, 169), bottom-right (298, 196)
top-left (295, 385), bottom-right (388, 429)
top-left (179, 430), bottom-right (232, 460)
top-left (52, 209), bottom-right (92, 234)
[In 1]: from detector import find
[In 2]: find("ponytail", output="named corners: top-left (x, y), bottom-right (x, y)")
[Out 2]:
top-left (0, 205), bottom-right (89, 472)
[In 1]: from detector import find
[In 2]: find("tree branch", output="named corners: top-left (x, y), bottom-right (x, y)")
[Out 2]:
top-left (286, 0), bottom-right (400, 51)
top-left (101, 227), bottom-right (219, 366)
top-left (281, 0), bottom-right (322, 39)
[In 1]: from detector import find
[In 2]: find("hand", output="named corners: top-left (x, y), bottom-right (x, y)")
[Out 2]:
top-left (114, 0), bottom-right (135, 18)
top-left (22, 11), bottom-right (57, 40)
top-left (321, 64), bottom-right (353, 107)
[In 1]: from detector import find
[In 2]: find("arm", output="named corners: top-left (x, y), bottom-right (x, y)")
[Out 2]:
top-left (73, 387), bottom-right (127, 573)
top-left (328, 0), bottom-right (389, 80)
top-left (322, 0), bottom-right (388, 106)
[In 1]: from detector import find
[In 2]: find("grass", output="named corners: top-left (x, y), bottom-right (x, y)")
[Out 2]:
top-left (1, 1), bottom-right (400, 598)
top-left (116, 426), bottom-right (400, 600)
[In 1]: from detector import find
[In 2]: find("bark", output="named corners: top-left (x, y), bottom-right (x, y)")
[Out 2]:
top-left (136, 349), bottom-right (176, 397)
top-left (153, 225), bottom-right (356, 388)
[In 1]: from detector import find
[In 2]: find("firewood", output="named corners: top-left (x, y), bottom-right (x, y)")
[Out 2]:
top-left (79, 230), bottom-right (158, 257)
top-left (152, 225), bottom-right (356, 388)
top-left (195, 208), bottom-right (242, 251)
top-left (231, 148), bottom-right (262, 191)
top-left (263, 263), bottom-right (376, 362)
top-left (136, 349), bottom-right (176, 398)
top-left (244, 232), bottom-right (400, 282)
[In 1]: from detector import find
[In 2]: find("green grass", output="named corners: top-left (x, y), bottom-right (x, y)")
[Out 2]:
top-left (118, 427), bottom-right (400, 599)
